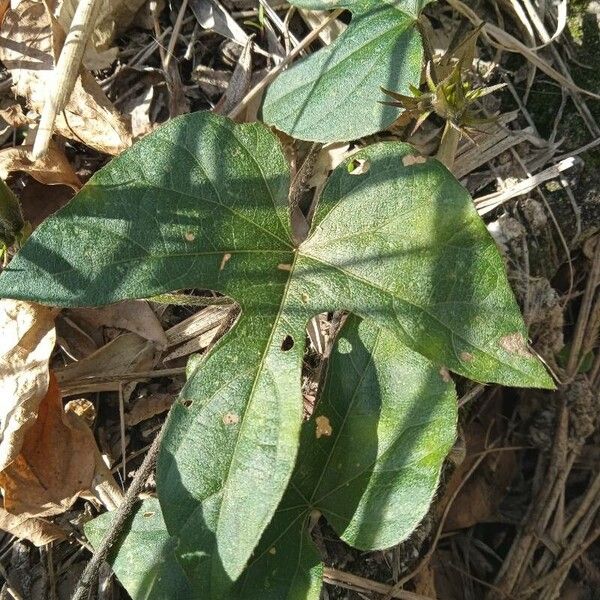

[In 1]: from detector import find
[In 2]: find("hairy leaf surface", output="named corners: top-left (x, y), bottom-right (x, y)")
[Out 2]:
top-left (0, 112), bottom-right (552, 596)
top-left (236, 314), bottom-right (458, 597)
top-left (86, 499), bottom-right (194, 600)
top-left (262, 0), bottom-right (429, 142)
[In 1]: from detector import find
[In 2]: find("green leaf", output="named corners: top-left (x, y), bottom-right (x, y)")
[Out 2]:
top-left (0, 112), bottom-right (552, 596)
top-left (296, 315), bottom-right (457, 550)
top-left (233, 509), bottom-right (323, 600)
top-left (85, 499), bottom-right (194, 600)
top-left (237, 314), bottom-right (457, 597)
top-left (261, 0), bottom-right (427, 142)
top-left (287, 1), bottom-right (432, 18)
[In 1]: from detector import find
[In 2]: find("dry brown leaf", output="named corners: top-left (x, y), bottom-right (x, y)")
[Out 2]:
top-left (0, 506), bottom-right (66, 546)
top-left (18, 177), bottom-right (75, 229)
top-left (67, 300), bottom-right (168, 350)
top-left (0, 299), bottom-right (57, 472)
top-left (299, 8), bottom-right (346, 45)
top-left (0, 0), bottom-right (132, 155)
top-left (412, 562), bottom-right (438, 598)
top-left (308, 143), bottom-right (353, 189)
top-left (56, 314), bottom-right (99, 360)
top-left (126, 393), bottom-right (174, 426)
top-left (64, 397), bottom-right (95, 426)
top-left (55, 0), bottom-right (147, 70)
top-left (442, 419), bottom-right (517, 531)
top-left (214, 38), bottom-right (252, 115)
top-left (56, 332), bottom-right (159, 396)
top-left (0, 374), bottom-right (97, 518)
top-left (128, 85), bottom-right (155, 139)
top-left (0, 100), bottom-right (29, 128)
top-left (0, 143), bottom-right (81, 190)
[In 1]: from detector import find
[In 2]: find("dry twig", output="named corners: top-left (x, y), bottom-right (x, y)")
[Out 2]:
top-left (72, 427), bottom-right (164, 600)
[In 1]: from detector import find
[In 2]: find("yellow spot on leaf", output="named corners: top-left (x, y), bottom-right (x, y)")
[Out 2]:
top-left (222, 412), bottom-right (239, 425)
top-left (220, 253), bottom-right (232, 271)
top-left (185, 231), bottom-right (196, 242)
top-left (268, 547), bottom-right (276, 555)
top-left (460, 351), bottom-right (474, 362)
top-left (316, 415), bottom-right (332, 439)
top-left (277, 263), bottom-right (292, 272)
top-left (500, 332), bottom-right (532, 357)
top-left (439, 367), bottom-right (451, 383)
top-left (402, 154), bottom-right (427, 167)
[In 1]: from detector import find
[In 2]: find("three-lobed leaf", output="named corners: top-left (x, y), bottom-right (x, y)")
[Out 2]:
top-left (0, 112), bottom-right (552, 597)
top-left (261, 0), bottom-right (430, 142)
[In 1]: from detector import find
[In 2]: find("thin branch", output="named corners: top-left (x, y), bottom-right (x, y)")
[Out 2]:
top-left (72, 427), bottom-right (164, 600)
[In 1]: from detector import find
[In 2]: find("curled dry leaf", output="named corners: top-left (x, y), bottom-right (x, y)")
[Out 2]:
top-left (67, 300), bottom-right (168, 350)
top-left (0, 373), bottom-right (98, 518)
top-left (126, 393), bottom-right (174, 427)
top-left (0, 143), bottom-right (81, 190)
top-left (0, 299), bottom-right (56, 472)
top-left (0, 0), bottom-right (132, 155)
top-left (0, 506), bottom-right (66, 546)
top-left (56, 332), bottom-right (159, 396)
top-left (0, 101), bottom-right (29, 128)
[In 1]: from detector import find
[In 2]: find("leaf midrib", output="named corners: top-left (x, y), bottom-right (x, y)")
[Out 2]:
top-left (28, 249), bottom-right (291, 280)
top-left (213, 250), bottom-right (300, 578)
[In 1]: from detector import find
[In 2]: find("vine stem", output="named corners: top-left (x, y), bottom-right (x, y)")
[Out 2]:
top-left (72, 426), bottom-right (164, 600)
top-left (436, 121), bottom-right (461, 171)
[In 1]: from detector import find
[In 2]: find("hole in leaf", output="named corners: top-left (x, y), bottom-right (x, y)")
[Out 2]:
top-left (181, 399), bottom-right (193, 408)
top-left (281, 335), bottom-right (294, 351)
top-left (348, 158), bottom-right (370, 175)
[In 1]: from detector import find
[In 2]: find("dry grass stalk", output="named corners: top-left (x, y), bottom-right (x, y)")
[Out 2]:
top-left (32, 0), bottom-right (103, 160)
top-left (323, 567), bottom-right (430, 600)
top-left (566, 238), bottom-right (600, 377)
top-left (475, 157), bottom-right (577, 215)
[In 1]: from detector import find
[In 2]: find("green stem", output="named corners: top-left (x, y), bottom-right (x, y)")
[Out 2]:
top-left (0, 178), bottom-right (24, 248)
top-left (436, 121), bottom-right (461, 172)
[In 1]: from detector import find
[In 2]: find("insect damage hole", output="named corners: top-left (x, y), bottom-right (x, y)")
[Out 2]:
top-left (181, 399), bottom-right (193, 408)
top-left (281, 335), bottom-right (294, 351)
top-left (347, 158), bottom-right (370, 175)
